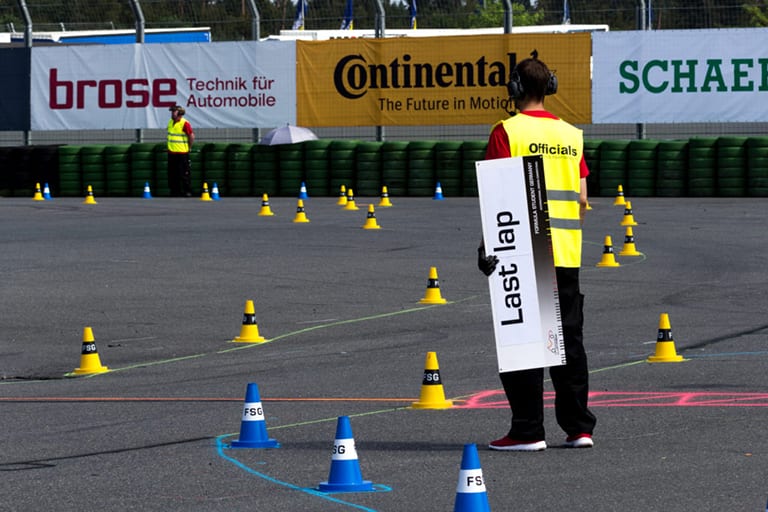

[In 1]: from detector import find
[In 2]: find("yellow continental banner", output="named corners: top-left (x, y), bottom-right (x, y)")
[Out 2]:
top-left (297, 33), bottom-right (591, 127)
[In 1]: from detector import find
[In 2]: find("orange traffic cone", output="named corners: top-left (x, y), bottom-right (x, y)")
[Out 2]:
top-left (647, 313), bottom-right (685, 363)
top-left (412, 351), bottom-right (453, 409)
top-left (596, 235), bottom-right (620, 267)
top-left (72, 327), bottom-right (109, 375)
top-left (233, 300), bottom-right (266, 343)
top-left (419, 266), bottom-right (448, 304)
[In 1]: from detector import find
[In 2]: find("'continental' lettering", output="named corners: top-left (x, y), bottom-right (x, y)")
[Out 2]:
top-left (618, 58), bottom-right (768, 94)
top-left (334, 52), bottom-right (517, 99)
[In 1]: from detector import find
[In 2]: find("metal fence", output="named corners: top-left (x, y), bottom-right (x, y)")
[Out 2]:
top-left (1, 0), bottom-right (766, 145)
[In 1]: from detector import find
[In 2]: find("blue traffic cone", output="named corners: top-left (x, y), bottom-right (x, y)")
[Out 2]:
top-left (454, 444), bottom-right (490, 512)
top-left (142, 182), bottom-right (153, 199)
top-left (211, 182), bottom-right (221, 201)
top-left (433, 181), bottom-right (445, 200)
top-left (229, 383), bottom-right (280, 449)
top-left (298, 181), bottom-right (309, 200)
top-left (318, 416), bottom-right (373, 493)
top-left (43, 183), bottom-right (53, 200)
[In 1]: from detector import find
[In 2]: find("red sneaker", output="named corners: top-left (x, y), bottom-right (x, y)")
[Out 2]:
top-left (488, 436), bottom-right (546, 451)
top-left (564, 433), bottom-right (594, 448)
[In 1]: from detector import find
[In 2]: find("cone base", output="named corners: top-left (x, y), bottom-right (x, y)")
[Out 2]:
top-left (293, 216), bottom-right (310, 223)
top-left (230, 438), bottom-right (280, 449)
top-left (613, 199), bottom-right (626, 206)
top-left (318, 480), bottom-right (373, 493)
top-left (344, 204), bottom-right (359, 211)
top-left (258, 210), bottom-right (275, 217)
top-left (362, 222), bottom-right (381, 230)
top-left (201, 196), bottom-right (212, 202)
top-left (419, 297), bottom-right (447, 304)
top-left (454, 493), bottom-right (491, 512)
top-left (647, 354), bottom-right (685, 363)
top-left (596, 260), bottom-right (620, 268)
top-left (378, 201), bottom-right (393, 207)
top-left (83, 198), bottom-right (97, 205)
top-left (233, 334), bottom-right (267, 343)
top-left (619, 249), bottom-right (641, 256)
top-left (411, 400), bottom-right (453, 409)
top-left (33, 196), bottom-right (45, 201)
top-left (73, 366), bottom-right (109, 375)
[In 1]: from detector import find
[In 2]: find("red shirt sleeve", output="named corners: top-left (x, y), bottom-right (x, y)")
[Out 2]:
top-left (485, 123), bottom-right (510, 160)
top-left (484, 117), bottom-right (589, 178)
top-left (183, 121), bottom-right (194, 136)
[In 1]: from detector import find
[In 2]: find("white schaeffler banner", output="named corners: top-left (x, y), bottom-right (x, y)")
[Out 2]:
top-left (30, 41), bottom-right (296, 130)
top-left (593, 28), bottom-right (768, 123)
top-left (476, 156), bottom-right (565, 373)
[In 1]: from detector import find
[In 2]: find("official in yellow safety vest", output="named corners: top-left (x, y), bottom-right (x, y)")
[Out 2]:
top-left (167, 105), bottom-right (195, 197)
top-left (478, 53), bottom-right (597, 452)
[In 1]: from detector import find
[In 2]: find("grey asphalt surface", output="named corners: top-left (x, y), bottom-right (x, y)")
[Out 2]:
top-left (1, 192), bottom-right (767, 511)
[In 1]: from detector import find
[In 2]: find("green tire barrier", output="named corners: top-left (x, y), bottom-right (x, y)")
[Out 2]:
top-left (3, 137), bottom-right (767, 199)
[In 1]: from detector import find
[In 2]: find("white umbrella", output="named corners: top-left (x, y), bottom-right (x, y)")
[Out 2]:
top-left (259, 125), bottom-right (318, 145)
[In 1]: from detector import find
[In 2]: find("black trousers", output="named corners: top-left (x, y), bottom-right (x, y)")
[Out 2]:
top-left (499, 266), bottom-right (597, 440)
top-left (167, 152), bottom-right (192, 197)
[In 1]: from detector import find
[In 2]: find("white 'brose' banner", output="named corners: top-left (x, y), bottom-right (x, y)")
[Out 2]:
top-left (476, 156), bottom-right (565, 373)
top-left (30, 41), bottom-right (296, 130)
top-left (593, 28), bottom-right (768, 123)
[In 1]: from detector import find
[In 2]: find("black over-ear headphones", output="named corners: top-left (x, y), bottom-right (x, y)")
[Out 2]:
top-left (506, 50), bottom-right (558, 100)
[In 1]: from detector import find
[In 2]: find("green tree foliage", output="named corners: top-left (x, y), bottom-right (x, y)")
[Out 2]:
top-left (2, 0), bottom-right (760, 41)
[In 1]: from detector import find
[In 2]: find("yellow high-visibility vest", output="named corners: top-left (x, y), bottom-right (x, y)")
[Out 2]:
top-left (497, 115), bottom-right (584, 268)
top-left (167, 119), bottom-right (190, 153)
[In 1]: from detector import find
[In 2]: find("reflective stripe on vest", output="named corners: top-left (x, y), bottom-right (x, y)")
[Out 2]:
top-left (167, 119), bottom-right (190, 153)
top-left (498, 115), bottom-right (583, 268)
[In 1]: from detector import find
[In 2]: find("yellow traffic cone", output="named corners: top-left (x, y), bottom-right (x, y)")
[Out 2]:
top-left (613, 185), bottom-right (626, 206)
top-left (647, 313), bottom-right (685, 363)
top-left (412, 351), bottom-right (453, 409)
top-left (233, 300), bottom-right (267, 343)
top-left (621, 200), bottom-right (638, 226)
top-left (32, 182), bottom-right (45, 201)
top-left (619, 226), bottom-right (642, 256)
top-left (72, 327), bottom-right (109, 375)
top-left (378, 186), bottom-right (393, 207)
top-left (82, 185), bottom-right (98, 205)
top-left (293, 199), bottom-right (310, 223)
top-left (336, 184), bottom-right (348, 206)
top-left (343, 188), bottom-right (359, 211)
top-left (257, 193), bottom-right (275, 216)
top-left (419, 266), bottom-right (448, 304)
top-left (596, 235), bottom-right (620, 267)
top-left (200, 182), bottom-right (212, 201)
top-left (362, 204), bottom-right (381, 230)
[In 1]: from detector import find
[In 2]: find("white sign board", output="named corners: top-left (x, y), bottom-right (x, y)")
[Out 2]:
top-left (593, 28), bottom-right (768, 123)
top-left (476, 156), bottom-right (565, 373)
top-left (30, 41), bottom-right (296, 130)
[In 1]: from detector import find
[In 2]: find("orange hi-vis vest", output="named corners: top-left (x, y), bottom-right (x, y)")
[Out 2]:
top-left (167, 119), bottom-right (190, 153)
top-left (497, 114), bottom-right (584, 268)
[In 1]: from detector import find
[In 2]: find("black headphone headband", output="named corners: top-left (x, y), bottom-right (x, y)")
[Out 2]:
top-left (507, 59), bottom-right (558, 100)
